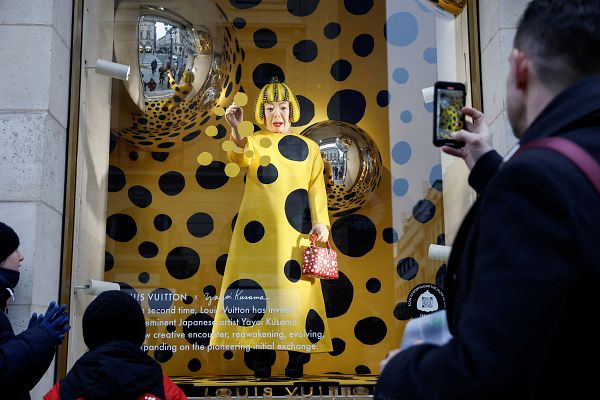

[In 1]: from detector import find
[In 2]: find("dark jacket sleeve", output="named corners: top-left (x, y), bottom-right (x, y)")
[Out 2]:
top-left (375, 154), bottom-right (587, 399)
top-left (468, 149), bottom-right (503, 193)
top-left (0, 322), bottom-right (57, 392)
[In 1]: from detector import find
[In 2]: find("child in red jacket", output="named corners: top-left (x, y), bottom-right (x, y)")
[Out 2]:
top-left (44, 290), bottom-right (187, 400)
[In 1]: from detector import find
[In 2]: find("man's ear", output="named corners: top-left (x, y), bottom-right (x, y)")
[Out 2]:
top-left (512, 49), bottom-right (530, 90)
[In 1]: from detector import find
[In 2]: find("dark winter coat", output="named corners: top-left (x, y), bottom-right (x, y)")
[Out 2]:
top-left (43, 340), bottom-right (187, 400)
top-left (0, 287), bottom-right (57, 400)
top-left (375, 76), bottom-right (600, 399)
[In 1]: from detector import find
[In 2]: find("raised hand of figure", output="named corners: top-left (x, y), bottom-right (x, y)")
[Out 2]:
top-left (442, 106), bottom-right (493, 170)
top-left (38, 301), bottom-right (71, 345)
top-left (309, 223), bottom-right (329, 243)
top-left (225, 102), bottom-right (243, 130)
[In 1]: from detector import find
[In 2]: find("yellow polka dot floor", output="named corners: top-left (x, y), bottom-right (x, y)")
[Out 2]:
top-left (106, 0), bottom-right (447, 395)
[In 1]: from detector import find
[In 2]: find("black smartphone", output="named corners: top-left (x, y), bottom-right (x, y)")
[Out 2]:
top-left (432, 81), bottom-right (466, 148)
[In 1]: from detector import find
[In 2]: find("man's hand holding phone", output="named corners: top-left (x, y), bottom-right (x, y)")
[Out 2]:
top-left (442, 106), bottom-right (493, 170)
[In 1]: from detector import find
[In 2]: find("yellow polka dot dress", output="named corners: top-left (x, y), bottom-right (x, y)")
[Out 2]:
top-left (210, 131), bottom-right (333, 353)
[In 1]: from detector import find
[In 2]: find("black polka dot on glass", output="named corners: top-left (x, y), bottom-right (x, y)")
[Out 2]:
top-left (287, 0), bottom-right (319, 16)
top-left (292, 95), bottom-right (315, 127)
top-left (138, 241), bottom-right (158, 258)
top-left (253, 28), bottom-right (277, 48)
top-left (354, 316), bottom-right (387, 345)
top-left (331, 59), bottom-right (352, 81)
top-left (366, 278), bottom-right (381, 293)
top-left (252, 63), bottom-right (285, 89)
top-left (394, 302), bottom-right (410, 320)
top-left (154, 214), bottom-right (172, 231)
top-left (413, 199), bottom-right (436, 223)
top-left (284, 259), bottom-right (301, 283)
top-left (324, 22), bottom-right (341, 39)
top-left (327, 89), bottom-right (366, 125)
top-left (329, 337), bottom-right (346, 356)
top-left (108, 166), bottom-right (126, 192)
top-left (382, 227), bottom-right (398, 244)
top-left (158, 171), bottom-right (185, 196)
top-left (138, 272), bottom-right (150, 283)
top-left (353, 34), bottom-right (374, 57)
top-left (344, 0), bottom-right (373, 15)
top-left (188, 358), bottom-right (201, 372)
top-left (377, 90), bottom-right (390, 107)
top-left (196, 161), bottom-right (229, 190)
top-left (397, 257), bottom-right (419, 280)
top-left (187, 212), bottom-right (214, 238)
top-left (257, 163), bottom-right (279, 184)
top-left (293, 40), bottom-right (318, 62)
top-left (216, 254), bottom-right (228, 276)
top-left (165, 247), bottom-right (200, 279)
top-left (105, 251), bottom-right (114, 272)
top-left (285, 189), bottom-right (311, 234)
top-left (244, 220), bottom-right (265, 243)
top-left (233, 17), bottom-right (246, 29)
top-left (106, 213), bottom-right (137, 242)
top-left (128, 185), bottom-right (152, 208)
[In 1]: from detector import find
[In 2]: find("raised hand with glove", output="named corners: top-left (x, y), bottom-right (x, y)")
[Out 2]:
top-left (30, 301), bottom-right (70, 344)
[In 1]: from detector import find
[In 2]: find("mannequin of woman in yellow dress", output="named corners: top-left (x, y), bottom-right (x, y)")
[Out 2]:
top-left (210, 78), bottom-right (332, 379)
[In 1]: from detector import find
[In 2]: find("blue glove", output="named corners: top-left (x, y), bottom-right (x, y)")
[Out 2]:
top-left (38, 301), bottom-right (70, 344)
top-left (27, 312), bottom-right (43, 329)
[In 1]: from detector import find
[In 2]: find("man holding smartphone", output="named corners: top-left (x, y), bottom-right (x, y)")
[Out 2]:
top-left (375, 1), bottom-right (600, 399)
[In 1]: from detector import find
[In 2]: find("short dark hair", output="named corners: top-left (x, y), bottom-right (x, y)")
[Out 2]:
top-left (514, 0), bottom-right (600, 91)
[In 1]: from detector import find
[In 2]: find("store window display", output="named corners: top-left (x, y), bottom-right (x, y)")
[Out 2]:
top-left (209, 77), bottom-right (332, 379)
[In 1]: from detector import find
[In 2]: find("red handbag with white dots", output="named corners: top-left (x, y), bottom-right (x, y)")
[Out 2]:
top-left (302, 238), bottom-right (339, 279)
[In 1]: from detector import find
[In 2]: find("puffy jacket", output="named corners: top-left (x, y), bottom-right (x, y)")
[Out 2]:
top-left (43, 340), bottom-right (187, 400)
top-left (0, 285), bottom-right (58, 400)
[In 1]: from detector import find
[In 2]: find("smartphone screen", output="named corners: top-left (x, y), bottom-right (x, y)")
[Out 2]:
top-left (433, 81), bottom-right (465, 148)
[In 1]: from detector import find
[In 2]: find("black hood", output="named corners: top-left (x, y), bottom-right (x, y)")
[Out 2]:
top-left (59, 340), bottom-right (164, 400)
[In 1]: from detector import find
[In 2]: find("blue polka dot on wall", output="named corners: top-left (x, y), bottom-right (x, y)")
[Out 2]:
top-left (392, 141), bottom-right (412, 165)
top-left (400, 110), bottom-right (413, 123)
top-left (392, 67), bottom-right (409, 85)
top-left (393, 178), bottom-right (409, 196)
top-left (429, 164), bottom-right (443, 191)
top-left (385, 12), bottom-right (419, 47)
top-left (423, 47), bottom-right (437, 64)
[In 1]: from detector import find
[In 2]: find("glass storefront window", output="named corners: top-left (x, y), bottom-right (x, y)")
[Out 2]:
top-left (105, 0), bottom-right (459, 395)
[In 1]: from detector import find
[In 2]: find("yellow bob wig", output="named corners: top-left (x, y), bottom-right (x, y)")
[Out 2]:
top-left (254, 77), bottom-right (301, 126)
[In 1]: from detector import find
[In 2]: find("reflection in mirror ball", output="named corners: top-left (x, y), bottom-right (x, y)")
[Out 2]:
top-left (111, 2), bottom-right (241, 151)
top-left (301, 121), bottom-right (382, 217)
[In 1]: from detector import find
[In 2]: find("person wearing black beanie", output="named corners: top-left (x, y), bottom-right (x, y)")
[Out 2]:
top-left (44, 290), bottom-right (188, 400)
top-left (0, 221), bottom-right (71, 400)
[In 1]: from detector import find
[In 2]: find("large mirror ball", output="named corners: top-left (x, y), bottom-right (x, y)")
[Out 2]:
top-left (301, 120), bottom-right (383, 217)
